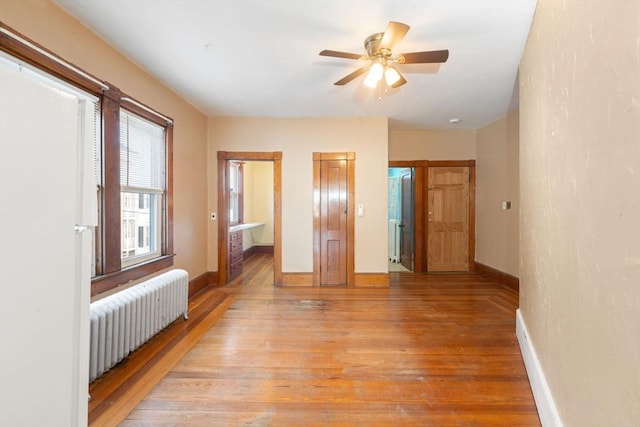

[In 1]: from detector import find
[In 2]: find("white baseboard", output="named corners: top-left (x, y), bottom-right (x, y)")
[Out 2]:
top-left (516, 309), bottom-right (563, 427)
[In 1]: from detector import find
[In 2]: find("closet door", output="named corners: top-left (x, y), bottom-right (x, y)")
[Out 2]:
top-left (427, 167), bottom-right (470, 271)
top-left (319, 159), bottom-right (348, 285)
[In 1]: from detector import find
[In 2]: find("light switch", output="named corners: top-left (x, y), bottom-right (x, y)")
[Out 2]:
top-left (501, 201), bottom-right (511, 210)
top-left (357, 204), bottom-right (364, 217)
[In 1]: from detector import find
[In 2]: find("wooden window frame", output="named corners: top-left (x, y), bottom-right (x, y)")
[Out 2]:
top-left (229, 161), bottom-right (244, 226)
top-left (0, 22), bottom-right (174, 296)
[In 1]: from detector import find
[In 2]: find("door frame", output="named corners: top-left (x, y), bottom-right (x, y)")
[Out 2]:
top-left (389, 160), bottom-right (475, 273)
top-left (399, 169), bottom-right (414, 271)
top-left (313, 152), bottom-right (355, 286)
top-left (217, 151), bottom-right (282, 286)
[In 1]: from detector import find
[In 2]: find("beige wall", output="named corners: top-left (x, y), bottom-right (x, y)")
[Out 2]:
top-left (0, 1), bottom-right (210, 281)
top-left (520, 1), bottom-right (640, 425)
top-left (208, 117), bottom-right (389, 274)
top-left (475, 112), bottom-right (519, 276)
top-left (389, 129), bottom-right (476, 160)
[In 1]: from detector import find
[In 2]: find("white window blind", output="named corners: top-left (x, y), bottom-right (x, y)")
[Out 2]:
top-left (119, 110), bottom-right (165, 191)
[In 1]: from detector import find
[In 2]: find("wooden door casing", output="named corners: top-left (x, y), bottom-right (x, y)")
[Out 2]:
top-left (389, 160), bottom-right (475, 273)
top-left (217, 151), bottom-right (283, 286)
top-left (400, 171), bottom-right (414, 271)
top-left (427, 167), bottom-right (470, 271)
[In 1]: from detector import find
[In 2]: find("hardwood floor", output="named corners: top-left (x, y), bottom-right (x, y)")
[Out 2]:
top-left (89, 254), bottom-right (540, 426)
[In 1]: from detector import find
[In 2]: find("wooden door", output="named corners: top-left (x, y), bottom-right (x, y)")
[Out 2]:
top-left (400, 171), bottom-right (413, 271)
top-left (320, 159), bottom-right (348, 285)
top-left (427, 167), bottom-right (470, 271)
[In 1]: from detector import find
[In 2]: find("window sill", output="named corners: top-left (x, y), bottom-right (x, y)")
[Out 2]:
top-left (91, 254), bottom-right (175, 297)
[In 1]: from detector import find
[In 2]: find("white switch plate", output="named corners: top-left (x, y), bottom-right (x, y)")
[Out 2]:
top-left (357, 204), bottom-right (364, 217)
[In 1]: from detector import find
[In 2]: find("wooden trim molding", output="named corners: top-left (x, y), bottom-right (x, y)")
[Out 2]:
top-left (475, 262), bottom-right (519, 291)
top-left (354, 273), bottom-right (390, 287)
top-left (101, 93), bottom-right (122, 276)
top-left (346, 156), bottom-right (355, 286)
top-left (312, 158), bottom-right (321, 286)
top-left (188, 271), bottom-right (219, 298)
top-left (243, 245), bottom-right (274, 258)
top-left (468, 166), bottom-right (476, 272)
top-left (217, 151), bottom-right (282, 286)
top-left (0, 22), bottom-right (107, 95)
top-left (427, 160), bottom-right (476, 167)
top-left (217, 155), bottom-right (229, 286)
top-left (91, 255), bottom-right (174, 297)
top-left (281, 273), bottom-right (313, 287)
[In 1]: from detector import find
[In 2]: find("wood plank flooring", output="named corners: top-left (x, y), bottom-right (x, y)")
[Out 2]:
top-left (91, 254), bottom-right (540, 426)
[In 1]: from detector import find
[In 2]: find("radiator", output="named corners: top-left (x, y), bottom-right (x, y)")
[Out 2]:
top-left (88, 269), bottom-right (189, 382)
top-left (388, 219), bottom-right (401, 263)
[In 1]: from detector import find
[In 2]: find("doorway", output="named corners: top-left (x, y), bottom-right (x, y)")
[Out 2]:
top-left (388, 167), bottom-right (414, 272)
top-left (217, 151), bottom-right (282, 286)
top-left (388, 160), bottom-right (476, 273)
top-left (312, 152), bottom-right (355, 286)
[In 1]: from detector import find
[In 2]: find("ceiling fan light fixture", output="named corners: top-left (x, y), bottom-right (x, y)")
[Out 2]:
top-left (320, 21), bottom-right (449, 89)
top-left (384, 66), bottom-right (401, 86)
top-left (364, 62), bottom-right (384, 88)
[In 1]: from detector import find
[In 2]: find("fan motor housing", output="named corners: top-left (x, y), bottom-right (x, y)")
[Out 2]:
top-left (365, 33), bottom-right (391, 59)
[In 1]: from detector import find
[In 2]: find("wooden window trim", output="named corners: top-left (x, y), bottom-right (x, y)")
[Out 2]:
top-left (0, 22), bottom-right (174, 296)
top-left (229, 161), bottom-right (244, 226)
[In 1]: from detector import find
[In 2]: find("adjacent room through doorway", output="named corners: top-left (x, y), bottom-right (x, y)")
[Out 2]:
top-left (388, 167), bottom-right (414, 272)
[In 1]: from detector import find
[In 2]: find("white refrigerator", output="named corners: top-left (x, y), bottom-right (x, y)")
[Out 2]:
top-left (0, 56), bottom-right (95, 426)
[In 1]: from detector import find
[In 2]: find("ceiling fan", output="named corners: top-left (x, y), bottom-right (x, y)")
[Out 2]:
top-left (319, 21), bottom-right (449, 89)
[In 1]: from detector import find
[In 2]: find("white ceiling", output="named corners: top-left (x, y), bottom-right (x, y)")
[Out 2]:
top-left (54, 0), bottom-right (536, 130)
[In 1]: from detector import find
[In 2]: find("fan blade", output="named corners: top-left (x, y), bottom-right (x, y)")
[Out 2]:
top-left (380, 21), bottom-right (410, 50)
top-left (319, 50), bottom-right (363, 60)
top-left (334, 67), bottom-right (368, 85)
top-left (398, 49), bottom-right (449, 64)
top-left (390, 68), bottom-right (407, 89)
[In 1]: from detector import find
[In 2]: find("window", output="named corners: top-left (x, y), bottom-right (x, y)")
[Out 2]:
top-left (229, 161), bottom-right (243, 225)
top-left (0, 23), bottom-right (175, 296)
top-left (119, 109), bottom-right (165, 266)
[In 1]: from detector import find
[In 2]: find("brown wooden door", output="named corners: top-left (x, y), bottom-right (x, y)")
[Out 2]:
top-left (400, 171), bottom-right (413, 271)
top-left (320, 159), bottom-right (348, 285)
top-left (427, 167), bottom-right (470, 271)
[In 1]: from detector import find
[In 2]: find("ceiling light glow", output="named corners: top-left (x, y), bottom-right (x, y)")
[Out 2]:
top-left (384, 67), bottom-right (401, 86)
